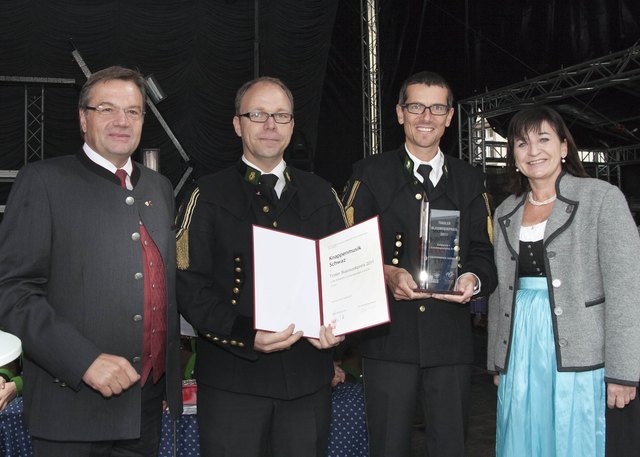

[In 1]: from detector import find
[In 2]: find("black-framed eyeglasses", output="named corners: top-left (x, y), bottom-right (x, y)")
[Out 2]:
top-left (85, 104), bottom-right (146, 121)
top-left (238, 111), bottom-right (294, 124)
top-left (401, 102), bottom-right (451, 116)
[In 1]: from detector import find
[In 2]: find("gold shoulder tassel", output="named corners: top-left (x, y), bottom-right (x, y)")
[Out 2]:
top-left (482, 192), bottom-right (493, 244)
top-left (342, 180), bottom-right (361, 227)
top-left (176, 188), bottom-right (200, 270)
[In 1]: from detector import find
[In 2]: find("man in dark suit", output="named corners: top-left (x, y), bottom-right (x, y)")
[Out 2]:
top-left (342, 71), bottom-right (497, 457)
top-left (0, 66), bottom-right (182, 457)
top-left (175, 76), bottom-right (346, 457)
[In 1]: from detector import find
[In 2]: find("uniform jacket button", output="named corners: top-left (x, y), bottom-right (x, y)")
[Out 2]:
top-left (554, 307), bottom-right (563, 316)
top-left (132, 314), bottom-right (143, 322)
top-left (131, 232), bottom-right (141, 241)
top-left (552, 278), bottom-right (562, 288)
top-left (558, 338), bottom-right (568, 347)
top-left (132, 356), bottom-right (141, 363)
top-left (125, 196), bottom-right (135, 206)
top-left (419, 305), bottom-right (426, 312)
top-left (134, 272), bottom-right (143, 280)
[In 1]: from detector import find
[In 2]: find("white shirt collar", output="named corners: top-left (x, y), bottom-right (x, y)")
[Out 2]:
top-left (241, 156), bottom-right (287, 197)
top-left (405, 146), bottom-right (444, 187)
top-left (83, 143), bottom-right (133, 176)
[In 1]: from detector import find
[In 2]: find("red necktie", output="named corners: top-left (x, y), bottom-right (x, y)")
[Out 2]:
top-left (115, 169), bottom-right (128, 189)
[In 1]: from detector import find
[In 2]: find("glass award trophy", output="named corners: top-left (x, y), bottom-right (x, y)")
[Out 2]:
top-left (415, 199), bottom-right (462, 294)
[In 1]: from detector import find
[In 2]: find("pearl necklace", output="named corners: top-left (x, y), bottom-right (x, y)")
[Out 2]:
top-left (528, 191), bottom-right (557, 206)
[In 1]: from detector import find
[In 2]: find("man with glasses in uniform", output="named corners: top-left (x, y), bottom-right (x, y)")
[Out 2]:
top-left (342, 71), bottom-right (497, 457)
top-left (175, 76), bottom-right (347, 457)
top-left (0, 66), bottom-right (182, 457)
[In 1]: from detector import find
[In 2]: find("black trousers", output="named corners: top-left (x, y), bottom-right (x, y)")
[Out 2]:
top-left (197, 383), bottom-right (332, 457)
top-left (32, 376), bottom-right (165, 457)
top-left (606, 389), bottom-right (640, 457)
top-left (363, 357), bottom-right (471, 457)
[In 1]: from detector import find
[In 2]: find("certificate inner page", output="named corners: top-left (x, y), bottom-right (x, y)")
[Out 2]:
top-left (253, 226), bottom-right (321, 338)
top-left (318, 217), bottom-right (389, 336)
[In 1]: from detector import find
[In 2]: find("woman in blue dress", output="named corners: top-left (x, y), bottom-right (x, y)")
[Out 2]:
top-left (487, 106), bottom-right (640, 457)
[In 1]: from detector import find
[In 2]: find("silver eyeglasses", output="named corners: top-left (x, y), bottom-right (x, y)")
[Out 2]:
top-left (401, 102), bottom-right (451, 116)
top-left (85, 104), bottom-right (146, 121)
top-left (238, 111), bottom-right (294, 124)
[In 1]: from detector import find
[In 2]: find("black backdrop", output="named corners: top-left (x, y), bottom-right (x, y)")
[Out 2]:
top-left (1, 0), bottom-right (639, 199)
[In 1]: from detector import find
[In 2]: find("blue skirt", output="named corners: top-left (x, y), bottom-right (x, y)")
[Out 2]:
top-left (496, 277), bottom-right (605, 457)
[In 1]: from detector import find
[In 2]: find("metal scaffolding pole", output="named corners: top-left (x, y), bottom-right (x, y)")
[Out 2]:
top-left (361, 0), bottom-right (382, 157)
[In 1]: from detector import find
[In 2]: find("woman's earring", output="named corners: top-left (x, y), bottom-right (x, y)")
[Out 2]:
top-left (561, 157), bottom-right (566, 164)
top-left (515, 167), bottom-right (520, 173)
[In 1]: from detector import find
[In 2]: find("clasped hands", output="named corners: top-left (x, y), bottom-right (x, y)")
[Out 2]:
top-left (254, 323), bottom-right (344, 353)
top-left (384, 264), bottom-right (476, 303)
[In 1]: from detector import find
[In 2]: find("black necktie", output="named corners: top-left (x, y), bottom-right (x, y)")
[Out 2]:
top-left (417, 164), bottom-right (434, 198)
top-left (259, 173), bottom-right (279, 204)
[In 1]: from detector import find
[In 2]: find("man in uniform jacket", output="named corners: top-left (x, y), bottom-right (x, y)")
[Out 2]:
top-left (0, 66), bottom-right (182, 457)
top-left (175, 76), bottom-right (347, 457)
top-left (342, 71), bottom-right (497, 457)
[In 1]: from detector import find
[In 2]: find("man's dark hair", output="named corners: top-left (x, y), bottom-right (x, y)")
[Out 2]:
top-left (78, 66), bottom-right (147, 111)
top-left (398, 71), bottom-right (453, 107)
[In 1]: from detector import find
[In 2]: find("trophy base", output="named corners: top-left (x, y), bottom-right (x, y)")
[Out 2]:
top-left (413, 288), bottom-right (464, 295)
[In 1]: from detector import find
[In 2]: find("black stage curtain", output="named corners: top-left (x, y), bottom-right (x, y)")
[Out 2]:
top-left (1, 0), bottom-right (638, 197)
top-left (0, 0), bottom-right (339, 193)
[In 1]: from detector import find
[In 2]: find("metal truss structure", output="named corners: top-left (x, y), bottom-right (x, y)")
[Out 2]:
top-left (361, 0), bottom-right (382, 157)
top-left (457, 44), bottom-right (640, 187)
top-left (0, 76), bottom-right (76, 213)
top-left (580, 143), bottom-right (640, 188)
